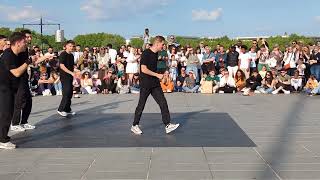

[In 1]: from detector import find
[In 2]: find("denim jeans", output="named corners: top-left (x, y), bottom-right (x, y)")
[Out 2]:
top-left (183, 85), bottom-right (199, 93)
top-left (310, 64), bottom-right (320, 81)
top-left (169, 67), bottom-right (178, 83)
top-left (311, 85), bottom-right (320, 94)
top-left (54, 82), bottom-right (62, 92)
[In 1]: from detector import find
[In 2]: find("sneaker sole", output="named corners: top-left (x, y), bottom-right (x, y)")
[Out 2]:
top-left (131, 128), bottom-right (142, 135)
top-left (0, 145), bottom-right (16, 150)
top-left (57, 111), bottom-right (68, 117)
top-left (166, 124), bottom-right (180, 134)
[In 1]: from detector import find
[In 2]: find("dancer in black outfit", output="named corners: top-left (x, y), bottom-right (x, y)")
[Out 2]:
top-left (57, 40), bottom-right (76, 117)
top-left (131, 36), bottom-right (179, 135)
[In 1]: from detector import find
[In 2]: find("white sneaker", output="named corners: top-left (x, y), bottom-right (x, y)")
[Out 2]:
top-left (165, 123), bottom-right (180, 134)
top-left (22, 124), bottom-right (35, 130)
top-left (218, 91), bottom-right (224, 94)
top-left (67, 111), bottom-right (76, 116)
top-left (131, 125), bottom-right (143, 135)
top-left (10, 125), bottom-right (26, 132)
top-left (57, 111), bottom-right (68, 117)
top-left (0, 142), bottom-right (16, 149)
top-left (259, 89), bottom-right (266, 94)
top-left (254, 90), bottom-right (261, 94)
top-left (283, 90), bottom-right (291, 94)
top-left (272, 90), bottom-right (279, 95)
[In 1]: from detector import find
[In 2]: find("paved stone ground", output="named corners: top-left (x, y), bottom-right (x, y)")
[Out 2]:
top-left (1, 93), bottom-right (320, 180)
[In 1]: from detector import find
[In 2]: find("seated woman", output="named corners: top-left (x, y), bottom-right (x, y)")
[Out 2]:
top-left (257, 71), bottom-right (276, 94)
top-left (117, 74), bottom-right (130, 94)
top-left (161, 70), bottom-right (175, 93)
top-left (80, 71), bottom-right (97, 94)
top-left (47, 71), bottom-right (62, 96)
top-left (218, 70), bottom-right (236, 93)
top-left (101, 69), bottom-right (117, 94)
top-left (234, 69), bottom-right (246, 92)
top-left (259, 65), bottom-right (268, 79)
top-left (182, 70), bottom-right (199, 93)
top-left (130, 73), bottom-right (140, 94)
top-left (304, 75), bottom-right (318, 94)
top-left (243, 69), bottom-right (263, 96)
top-left (72, 70), bottom-right (81, 98)
top-left (38, 73), bottom-right (53, 96)
top-left (291, 70), bottom-right (303, 92)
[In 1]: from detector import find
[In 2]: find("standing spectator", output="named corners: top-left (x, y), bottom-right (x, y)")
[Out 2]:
top-left (157, 44), bottom-right (168, 73)
top-left (201, 45), bottom-right (215, 75)
top-left (283, 46), bottom-right (297, 76)
top-left (169, 54), bottom-right (178, 83)
top-left (126, 48), bottom-right (140, 85)
top-left (226, 46), bottom-right (239, 78)
top-left (186, 47), bottom-right (200, 82)
top-left (161, 70), bottom-right (174, 93)
top-left (272, 69), bottom-right (292, 94)
top-left (107, 44), bottom-right (117, 66)
top-left (269, 45), bottom-right (283, 70)
top-left (73, 45), bottom-right (82, 64)
top-left (97, 47), bottom-right (110, 71)
top-left (218, 70), bottom-right (237, 93)
top-left (182, 70), bottom-right (199, 93)
top-left (238, 45), bottom-right (251, 79)
top-left (257, 45), bottom-right (269, 71)
top-left (0, 35), bottom-right (7, 54)
top-left (143, 28), bottom-right (150, 50)
top-left (248, 47), bottom-right (257, 73)
top-left (309, 46), bottom-right (320, 81)
top-left (216, 46), bottom-right (227, 71)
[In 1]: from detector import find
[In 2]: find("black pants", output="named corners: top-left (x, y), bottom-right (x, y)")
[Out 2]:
top-left (218, 86), bottom-right (237, 93)
top-left (245, 80), bottom-right (260, 91)
top-left (58, 78), bottom-right (73, 112)
top-left (133, 86), bottom-right (171, 126)
top-left (11, 91), bottom-right (32, 126)
top-left (0, 88), bottom-right (14, 143)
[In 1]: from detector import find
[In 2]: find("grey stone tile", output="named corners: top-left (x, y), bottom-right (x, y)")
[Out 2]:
top-left (83, 171), bottom-right (147, 180)
top-left (17, 172), bottom-right (81, 180)
top-left (148, 170), bottom-right (212, 180)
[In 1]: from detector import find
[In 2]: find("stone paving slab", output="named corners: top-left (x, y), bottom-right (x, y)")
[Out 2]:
top-left (0, 94), bottom-right (319, 179)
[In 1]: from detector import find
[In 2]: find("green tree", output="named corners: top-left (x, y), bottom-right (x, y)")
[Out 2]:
top-left (129, 38), bottom-right (144, 48)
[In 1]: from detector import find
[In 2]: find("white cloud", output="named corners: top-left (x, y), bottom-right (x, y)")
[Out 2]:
top-left (315, 16), bottom-right (320, 23)
top-left (80, 0), bottom-right (171, 21)
top-left (0, 5), bottom-right (40, 22)
top-left (192, 8), bottom-right (222, 21)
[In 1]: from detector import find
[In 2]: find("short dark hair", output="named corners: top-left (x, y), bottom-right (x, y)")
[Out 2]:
top-left (107, 44), bottom-right (112, 48)
top-left (9, 32), bottom-right (26, 45)
top-left (21, 29), bottom-right (32, 35)
top-left (64, 40), bottom-right (75, 46)
top-left (241, 45), bottom-right (248, 50)
top-left (0, 35), bottom-right (7, 40)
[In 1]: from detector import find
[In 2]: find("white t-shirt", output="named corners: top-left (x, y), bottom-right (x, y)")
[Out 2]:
top-left (248, 52), bottom-right (257, 68)
top-left (108, 49), bottom-right (117, 64)
top-left (239, 53), bottom-right (251, 69)
top-left (73, 51), bottom-right (83, 64)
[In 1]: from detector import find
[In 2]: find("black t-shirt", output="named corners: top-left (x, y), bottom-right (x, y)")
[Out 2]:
top-left (226, 51), bottom-right (239, 67)
top-left (176, 74), bottom-right (188, 87)
top-left (0, 48), bottom-right (21, 91)
top-left (59, 51), bottom-right (74, 79)
top-left (139, 49), bottom-right (160, 88)
top-left (18, 50), bottom-right (29, 89)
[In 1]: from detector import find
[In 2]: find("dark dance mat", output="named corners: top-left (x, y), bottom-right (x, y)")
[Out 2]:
top-left (12, 110), bottom-right (255, 148)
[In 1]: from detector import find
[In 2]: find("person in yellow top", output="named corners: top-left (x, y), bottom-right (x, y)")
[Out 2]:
top-left (304, 75), bottom-right (318, 94)
top-left (160, 70), bottom-right (174, 93)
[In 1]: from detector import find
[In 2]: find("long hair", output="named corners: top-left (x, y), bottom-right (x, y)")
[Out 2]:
top-left (235, 69), bottom-right (246, 81)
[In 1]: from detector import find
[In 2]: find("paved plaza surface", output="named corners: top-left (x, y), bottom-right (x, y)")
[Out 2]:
top-left (1, 93), bottom-right (320, 180)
